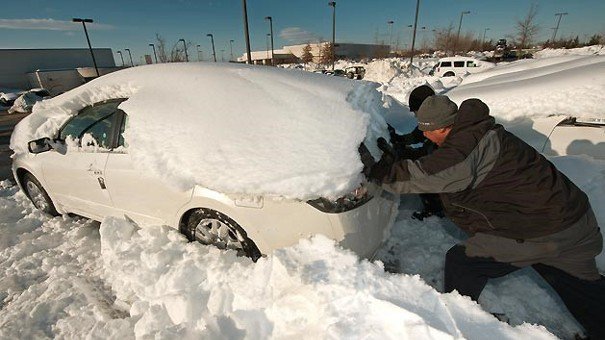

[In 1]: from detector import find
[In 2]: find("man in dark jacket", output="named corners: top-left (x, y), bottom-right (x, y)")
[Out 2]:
top-left (388, 85), bottom-right (444, 220)
top-left (367, 95), bottom-right (604, 338)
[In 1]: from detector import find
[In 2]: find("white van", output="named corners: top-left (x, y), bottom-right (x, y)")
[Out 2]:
top-left (430, 57), bottom-right (482, 77)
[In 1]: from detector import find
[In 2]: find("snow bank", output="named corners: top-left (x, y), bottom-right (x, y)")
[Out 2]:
top-left (534, 45), bottom-right (605, 58)
top-left (0, 181), bottom-right (133, 339)
top-left (10, 63), bottom-right (398, 200)
top-left (98, 216), bottom-right (555, 339)
top-left (447, 55), bottom-right (605, 121)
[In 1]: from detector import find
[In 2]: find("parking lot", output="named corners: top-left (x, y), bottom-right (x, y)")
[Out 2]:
top-left (0, 111), bottom-right (26, 180)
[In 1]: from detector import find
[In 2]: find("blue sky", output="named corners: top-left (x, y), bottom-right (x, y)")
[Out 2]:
top-left (1, 0), bottom-right (604, 65)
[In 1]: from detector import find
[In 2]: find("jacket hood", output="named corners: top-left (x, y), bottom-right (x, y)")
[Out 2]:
top-left (454, 99), bottom-right (494, 128)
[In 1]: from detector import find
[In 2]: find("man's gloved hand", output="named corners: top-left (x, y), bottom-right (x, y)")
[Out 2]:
top-left (368, 137), bottom-right (397, 183)
top-left (387, 123), bottom-right (405, 146)
top-left (357, 143), bottom-right (375, 177)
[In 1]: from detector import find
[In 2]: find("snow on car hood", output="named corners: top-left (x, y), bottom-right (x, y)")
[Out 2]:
top-left (11, 63), bottom-right (396, 199)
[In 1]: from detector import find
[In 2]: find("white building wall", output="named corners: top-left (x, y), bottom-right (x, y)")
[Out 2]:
top-left (0, 48), bottom-right (115, 90)
top-left (238, 43), bottom-right (389, 64)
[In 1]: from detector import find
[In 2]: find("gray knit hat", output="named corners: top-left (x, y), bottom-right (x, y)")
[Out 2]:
top-left (416, 95), bottom-right (458, 131)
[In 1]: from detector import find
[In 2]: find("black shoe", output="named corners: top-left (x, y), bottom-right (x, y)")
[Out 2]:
top-left (412, 209), bottom-right (445, 221)
top-left (412, 210), bottom-right (429, 220)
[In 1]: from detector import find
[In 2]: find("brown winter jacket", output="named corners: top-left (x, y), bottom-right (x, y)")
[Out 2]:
top-left (381, 98), bottom-right (590, 241)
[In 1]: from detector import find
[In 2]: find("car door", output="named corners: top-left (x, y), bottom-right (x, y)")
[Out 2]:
top-left (41, 100), bottom-right (123, 219)
top-left (103, 112), bottom-right (194, 226)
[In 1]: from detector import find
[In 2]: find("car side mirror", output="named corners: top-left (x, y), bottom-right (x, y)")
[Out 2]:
top-left (28, 137), bottom-right (52, 154)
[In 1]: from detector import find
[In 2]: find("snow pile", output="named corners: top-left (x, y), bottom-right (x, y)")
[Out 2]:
top-left (98, 216), bottom-right (555, 339)
top-left (534, 45), bottom-right (605, 58)
top-left (10, 63), bottom-right (397, 200)
top-left (0, 182), bottom-right (132, 339)
top-left (447, 55), bottom-right (605, 120)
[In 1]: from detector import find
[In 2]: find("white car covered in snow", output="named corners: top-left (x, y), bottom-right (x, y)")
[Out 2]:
top-left (430, 57), bottom-right (488, 77)
top-left (10, 63), bottom-right (398, 261)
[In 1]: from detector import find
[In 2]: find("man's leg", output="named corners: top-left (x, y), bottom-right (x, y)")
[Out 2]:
top-left (445, 244), bottom-right (519, 301)
top-left (532, 263), bottom-right (605, 339)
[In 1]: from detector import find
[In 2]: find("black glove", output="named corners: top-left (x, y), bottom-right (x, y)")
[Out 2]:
top-left (387, 123), bottom-right (402, 145)
top-left (368, 137), bottom-right (397, 183)
top-left (368, 152), bottom-right (395, 183)
top-left (357, 143), bottom-right (375, 177)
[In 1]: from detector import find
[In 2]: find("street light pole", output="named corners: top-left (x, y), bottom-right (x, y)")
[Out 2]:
top-left (266, 34), bottom-right (271, 61)
top-left (454, 10), bottom-right (470, 54)
top-left (242, 0), bottom-right (252, 64)
top-left (229, 40), bottom-right (234, 61)
top-left (179, 39), bottom-right (189, 62)
top-left (149, 43), bottom-right (158, 63)
top-left (72, 18), bottom-right (99, 77)
top-left (409, 0), bottom-right (421, 65)
top-left (265, 16), bottom-right (275, 66)
top-left (552, 12), bottom-right (568, 42)
top-left (207, 34), bottom-right (217, 62)
top-left (328, 1), bottom-right (336, 71)
top-left (116, 51), bottom-right (124, 67)
top-left (124, 48), bottom-right (134, 66)
top-left (387, 20), bottom-right (394, 53)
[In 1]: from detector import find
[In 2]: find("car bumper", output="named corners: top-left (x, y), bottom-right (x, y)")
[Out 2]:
top-left (328, 187), bottom-right (399, 259)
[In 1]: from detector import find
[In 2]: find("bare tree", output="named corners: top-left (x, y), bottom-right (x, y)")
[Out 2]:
top-left (516, 4), bottom-right (540, 48)
top-left (155, 34), bottom-right (193, 62)
top-left (156, 34), bottom-right (169, 63)
top-left (433, 24), bottom-right (456, 53)
top-left (301, 43), bottom-right (313, 64)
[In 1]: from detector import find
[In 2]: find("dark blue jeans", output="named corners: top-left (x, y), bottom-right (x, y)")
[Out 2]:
top-left (445, 244), bottom-right (605, 339)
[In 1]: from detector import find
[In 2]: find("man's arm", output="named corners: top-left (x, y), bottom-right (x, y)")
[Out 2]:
top-left (381, 130), bottom-right (501, 194)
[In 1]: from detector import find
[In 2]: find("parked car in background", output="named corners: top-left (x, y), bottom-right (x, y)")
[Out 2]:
top-left (8, 88), bottom-right (51, 114)
top-left (332, 69), bottom-right (347, 77)
top-left (0, 90), bottom-right (21, 108)
top-left (430, 57), bottom-right (483, 77)
top-left (11, 64), bottom-right (398, 262)
top-left (345, 66), bottom-right (366, 80)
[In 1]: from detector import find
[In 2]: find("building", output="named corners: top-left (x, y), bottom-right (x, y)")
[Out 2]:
top-left (237, 42), bottom-right (389, 65)
top-left (0, 48), bottom-right (118, 95)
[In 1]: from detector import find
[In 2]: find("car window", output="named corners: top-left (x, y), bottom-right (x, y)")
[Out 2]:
top-left (81, 113), bottom-right (115, 148)
top-left (440, 61), bottom-right (451, 67)
top-left (453, 61), bottom-right (464, 67)
top-left (59, 101), bottom-right (122, 146)
top-left (466, 61), bottom-right (476, 67)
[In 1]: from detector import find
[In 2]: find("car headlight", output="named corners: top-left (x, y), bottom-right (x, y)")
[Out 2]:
top-left (307, 184), bottom-right (373, 213)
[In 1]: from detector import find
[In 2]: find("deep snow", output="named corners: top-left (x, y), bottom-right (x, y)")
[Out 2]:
top-left (2, 47), bottom-right (605, 339)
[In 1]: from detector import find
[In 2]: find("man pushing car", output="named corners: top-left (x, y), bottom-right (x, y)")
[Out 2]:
top-left (363, 95), bottom-right (605, 339)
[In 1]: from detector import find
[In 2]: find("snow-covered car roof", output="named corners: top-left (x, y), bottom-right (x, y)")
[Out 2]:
top-left (11, 63), bottom-right (395, 200)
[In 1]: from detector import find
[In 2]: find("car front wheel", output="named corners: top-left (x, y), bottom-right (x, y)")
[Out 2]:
top-left (181, 208), bottom-right (262, 261)
top-left (22, 173), bottom-right (59, 216)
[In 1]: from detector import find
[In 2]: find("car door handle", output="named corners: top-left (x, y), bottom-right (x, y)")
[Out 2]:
top-left (97, 177), bottom-right (107, 190)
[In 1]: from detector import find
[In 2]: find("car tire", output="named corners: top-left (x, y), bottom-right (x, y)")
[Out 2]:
top-left (181, 208), bottom-right (262, 261)
top-left (347, 73), bottom-right (354, 79)
top-left (22, 173), bottom-right (59, 216)
top-left (443, 71), bottom-right (455, 77)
